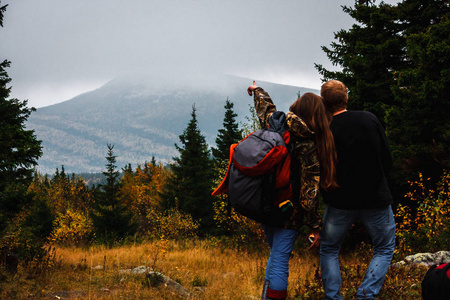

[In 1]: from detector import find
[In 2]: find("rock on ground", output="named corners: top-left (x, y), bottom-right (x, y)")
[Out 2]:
top-left (392, 251), bottom-right (450, 267)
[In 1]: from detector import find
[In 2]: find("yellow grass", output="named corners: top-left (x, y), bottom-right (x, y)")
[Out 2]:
top-left (0, 239), bottom-right (426, 299)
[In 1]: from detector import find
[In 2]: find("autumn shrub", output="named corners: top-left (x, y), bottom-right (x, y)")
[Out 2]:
top-left (213, 196), bottom-right (265, 249)
top-left (118, 162), bottom-right (198, 241)
top-left (29, 169), bottom-right (95, 215)
top-left (50, 209), bottom-right (94, 246)
top-left (120, 162), bottom-right (170, 220)
top-left (395, 171), bottom-right (450, 255)
top-left (146, 208), bottom-right (199, 240)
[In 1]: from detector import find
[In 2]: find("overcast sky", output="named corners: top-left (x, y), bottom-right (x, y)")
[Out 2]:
top-left (0, 0), bottom-right (400, 108)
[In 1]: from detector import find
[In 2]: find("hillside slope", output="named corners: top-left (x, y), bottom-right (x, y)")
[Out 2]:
top-left (27, 75), bottom-right (318, 174)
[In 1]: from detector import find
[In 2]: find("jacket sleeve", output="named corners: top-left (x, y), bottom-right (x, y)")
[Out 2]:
top-left (293, 138), bottom-right (322, 230)
top-left (253, 88), bottom-right (277, 128)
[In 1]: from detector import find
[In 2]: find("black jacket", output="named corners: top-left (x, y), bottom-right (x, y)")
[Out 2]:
top-left (321, 111), bottom-right (393, 209)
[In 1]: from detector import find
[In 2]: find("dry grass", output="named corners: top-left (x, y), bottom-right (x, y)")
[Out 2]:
top-left (0, 239), bottom-right (426, 299)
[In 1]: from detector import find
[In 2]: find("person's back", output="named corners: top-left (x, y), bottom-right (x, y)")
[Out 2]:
top-left (319, 80), bottom-right (396, 300)
top-left (322, 110), bottom-right (393, 209)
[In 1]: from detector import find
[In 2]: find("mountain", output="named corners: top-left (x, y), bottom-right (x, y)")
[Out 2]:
top-left (26, 74), bottom-right (319, 174)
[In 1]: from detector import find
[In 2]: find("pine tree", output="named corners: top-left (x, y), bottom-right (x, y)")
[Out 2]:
top-left (91, 144), bottom-right (137, 243)
top-left (0, 66), bottom-right (43, 192)
top-left (315, 0), bottom-right (450, 185)
top-left (387, 1), bottom-right (450, 182)
top-left (102, 144), bottom-right (120, 205)
top-left (0, 1), bottom-right (43, 219)
top-left (211, 98), bottom-right (242, 164)
top-left (160, 105), bottom-right (215, 232)
top-left (0, 2), bottom-right (51, 266)
top-left (315, 1), bottom-right (404, 123)
top-left (0, 2), bottom-right (5, 27)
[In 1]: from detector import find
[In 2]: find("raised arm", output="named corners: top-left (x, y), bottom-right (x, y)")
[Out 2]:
top-left (247, 81), bottom-right (277, 128)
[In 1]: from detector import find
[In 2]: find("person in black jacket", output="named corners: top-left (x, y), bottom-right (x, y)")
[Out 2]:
top-left (319, 80), bottom-right (396, 300)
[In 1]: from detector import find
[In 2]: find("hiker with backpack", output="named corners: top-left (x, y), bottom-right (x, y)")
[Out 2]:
top-left (246, 81), bottom-right (338, 300)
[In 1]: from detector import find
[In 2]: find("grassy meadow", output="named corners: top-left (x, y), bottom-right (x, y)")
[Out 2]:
top-left (0, 238), bottom-right (427, 299)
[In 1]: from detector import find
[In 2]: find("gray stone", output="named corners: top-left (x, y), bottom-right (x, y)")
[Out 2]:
top-left (131, 266), bottom-right (152, 274)
top-left (91, 265), bottom-right (103, 270)
top-left (147, 271), bottom-right (190, 298)
top-left (118, 266), bottom-right (191, 298)
top-left (119, 265), bottom-right (152, 274)
top-left (392, 251), bottom-right (450, 267)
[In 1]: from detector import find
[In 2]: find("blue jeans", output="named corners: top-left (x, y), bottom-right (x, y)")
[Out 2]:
top-left (320, 205), bottom-right (396, 300)
top-left (262, 224), bottom-right (299, 292)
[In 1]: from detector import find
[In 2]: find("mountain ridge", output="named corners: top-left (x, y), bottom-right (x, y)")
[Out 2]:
top-left (26, 74), bottom-right (319, 174)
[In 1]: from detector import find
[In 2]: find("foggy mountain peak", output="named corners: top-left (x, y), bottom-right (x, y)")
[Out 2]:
top-left (27, 74), bottom-right (318, 174)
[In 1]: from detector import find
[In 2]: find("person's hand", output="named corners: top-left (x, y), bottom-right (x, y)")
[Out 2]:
top-left (308, 229), bottom-right (320, 250)
top-left (247, 81), bottom-right (258, 96)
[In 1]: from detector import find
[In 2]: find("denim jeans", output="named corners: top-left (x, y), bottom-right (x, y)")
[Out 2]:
top-left (320, 205), bottom-right (396, 300)
top-left (262, 224), bottom-right (299, 293)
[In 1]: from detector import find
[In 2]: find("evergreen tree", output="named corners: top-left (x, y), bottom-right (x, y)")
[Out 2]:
top-left (0, 2), bottom-right (5, 27)
top-left (211, 98), bottom-right (242, 164)
top-left (0, 2), bottom-right (52, 266)
top-left (315, 0), bottom-right (404, 123)
top-left (0, 64), bottom-right (43, 192)
top-left (387, 1), bottom-right (450, 182)
top-left (122, 163), bottom-right (133, 176)
top-left (315, 0), bottom-right (450, 185)
top-left (102, 144), bottom-right (120, 205)
top-left (0, 2), bottom-right (43, 220)
top-left (91, 144), bottom-right (137, 243)
top-left (161, 105), bottom-right (215, 232)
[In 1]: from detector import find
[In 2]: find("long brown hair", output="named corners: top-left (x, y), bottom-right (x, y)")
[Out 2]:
top-left (289, 93), bottom-right (338, 191)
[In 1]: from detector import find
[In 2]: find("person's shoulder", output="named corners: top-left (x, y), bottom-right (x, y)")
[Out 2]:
top-left (345, 110), bottom-right (379, 121)
top-left (332, 111), bottom-right (381, 129)
top-left (347, 110), bottom-right (374, 116)
top-left (360, 110), bottom-right (377, 117)
top-left (286, 111), bottom-right (314, 138)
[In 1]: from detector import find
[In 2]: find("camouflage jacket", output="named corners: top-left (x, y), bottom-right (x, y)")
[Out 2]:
top-left (253, 87), bottom-right (321, 230)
